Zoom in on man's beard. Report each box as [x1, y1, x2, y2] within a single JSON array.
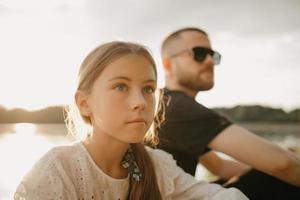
[[178, 73, 214, 92]]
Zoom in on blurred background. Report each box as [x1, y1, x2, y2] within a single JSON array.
[[0, 0, 299, 199]]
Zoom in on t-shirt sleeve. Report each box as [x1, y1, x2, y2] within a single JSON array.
[[148, 148, 248, 200], [14, 149, 77, 200], [159, 92, 232, 156]]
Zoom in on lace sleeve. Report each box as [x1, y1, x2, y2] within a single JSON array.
[[14, 150, 77, 200], [148, 148, 249, 200], [146, 147, 180, 196]]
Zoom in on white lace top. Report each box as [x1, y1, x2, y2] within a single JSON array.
[[14, 142, 248, 200]]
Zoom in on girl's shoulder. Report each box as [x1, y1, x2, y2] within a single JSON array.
[[32, 142, 85, 175], [43, 142, 82, 160], [146, 147, 177, 167], [14, 142, 84, 199], [145, 147, 249, 200], [145, 147, 182, 196], [21, 142, 83, 178]]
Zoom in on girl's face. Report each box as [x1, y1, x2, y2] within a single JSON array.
[[86, 54, 156, 144]]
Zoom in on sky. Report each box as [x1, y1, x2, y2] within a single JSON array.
[[0, 0, 299, 111]]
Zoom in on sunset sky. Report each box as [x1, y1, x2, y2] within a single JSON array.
[[0, 0, 299, 111]]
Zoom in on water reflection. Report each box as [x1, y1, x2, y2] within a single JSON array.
[[14, 123, 36, 135], [0, 123, 73, 200]]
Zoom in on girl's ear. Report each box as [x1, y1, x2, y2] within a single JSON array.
[[75, 91, 91, 117]]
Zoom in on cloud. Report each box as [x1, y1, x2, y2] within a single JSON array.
[[99, 0, 300, 37], [0, 4, 10, 16]]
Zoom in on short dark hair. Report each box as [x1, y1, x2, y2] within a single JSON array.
[[161, 27, 208, 57]]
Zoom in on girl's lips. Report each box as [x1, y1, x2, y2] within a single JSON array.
[[126, 118, 146, 124]]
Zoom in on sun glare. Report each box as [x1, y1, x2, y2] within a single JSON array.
[[0, 124, 58, 199], [14, 123, 36, 135]]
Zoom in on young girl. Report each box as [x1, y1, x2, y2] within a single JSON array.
[[14, 41, 248, 200]]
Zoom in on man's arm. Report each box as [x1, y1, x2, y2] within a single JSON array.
[[208, 124, 300, 187], [200, 150, 251, 180]]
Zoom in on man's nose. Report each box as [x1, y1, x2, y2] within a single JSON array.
[[204, 54, 214, 65]]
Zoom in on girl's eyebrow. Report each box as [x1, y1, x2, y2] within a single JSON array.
[[144, 79, 156, 83], [108, 76, 156, 83], [108, 76, 130, 81]]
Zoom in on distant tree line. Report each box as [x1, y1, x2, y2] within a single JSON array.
[[214, 105, 300, 123], [0, 106, 65, 123], [0, 105, 299, 123]]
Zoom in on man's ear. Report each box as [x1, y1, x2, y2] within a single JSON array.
[[162, 57, 171, 72], [75, 91, 91, 117]]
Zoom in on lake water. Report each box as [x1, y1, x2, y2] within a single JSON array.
[[0, 123, 75, 200], [0, 123, 299, 199]]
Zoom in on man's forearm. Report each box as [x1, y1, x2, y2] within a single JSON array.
[[219, 159, 251, 180], [272, 151, 300, 187]]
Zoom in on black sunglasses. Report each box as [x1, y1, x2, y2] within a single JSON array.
[[170, 47, 221, 65]]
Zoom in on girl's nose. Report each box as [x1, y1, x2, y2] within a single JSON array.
[[130, 91, 146, 110]]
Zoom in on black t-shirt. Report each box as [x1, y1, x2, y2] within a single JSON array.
[[157, 88, 232, 175]]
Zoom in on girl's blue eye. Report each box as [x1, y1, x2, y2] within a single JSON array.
[[143, 86, 155, 94], [115, 84, 128, 92]]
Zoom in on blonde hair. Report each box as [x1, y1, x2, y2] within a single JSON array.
[[65, 41, 162, 200]]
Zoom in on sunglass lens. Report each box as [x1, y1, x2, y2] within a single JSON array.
[[213, 51, 221, 65], [193, 47, 221, 65], [193, 48, 207, 62]]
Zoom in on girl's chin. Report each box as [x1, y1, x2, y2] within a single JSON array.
[[123, 134, 146, 144]]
